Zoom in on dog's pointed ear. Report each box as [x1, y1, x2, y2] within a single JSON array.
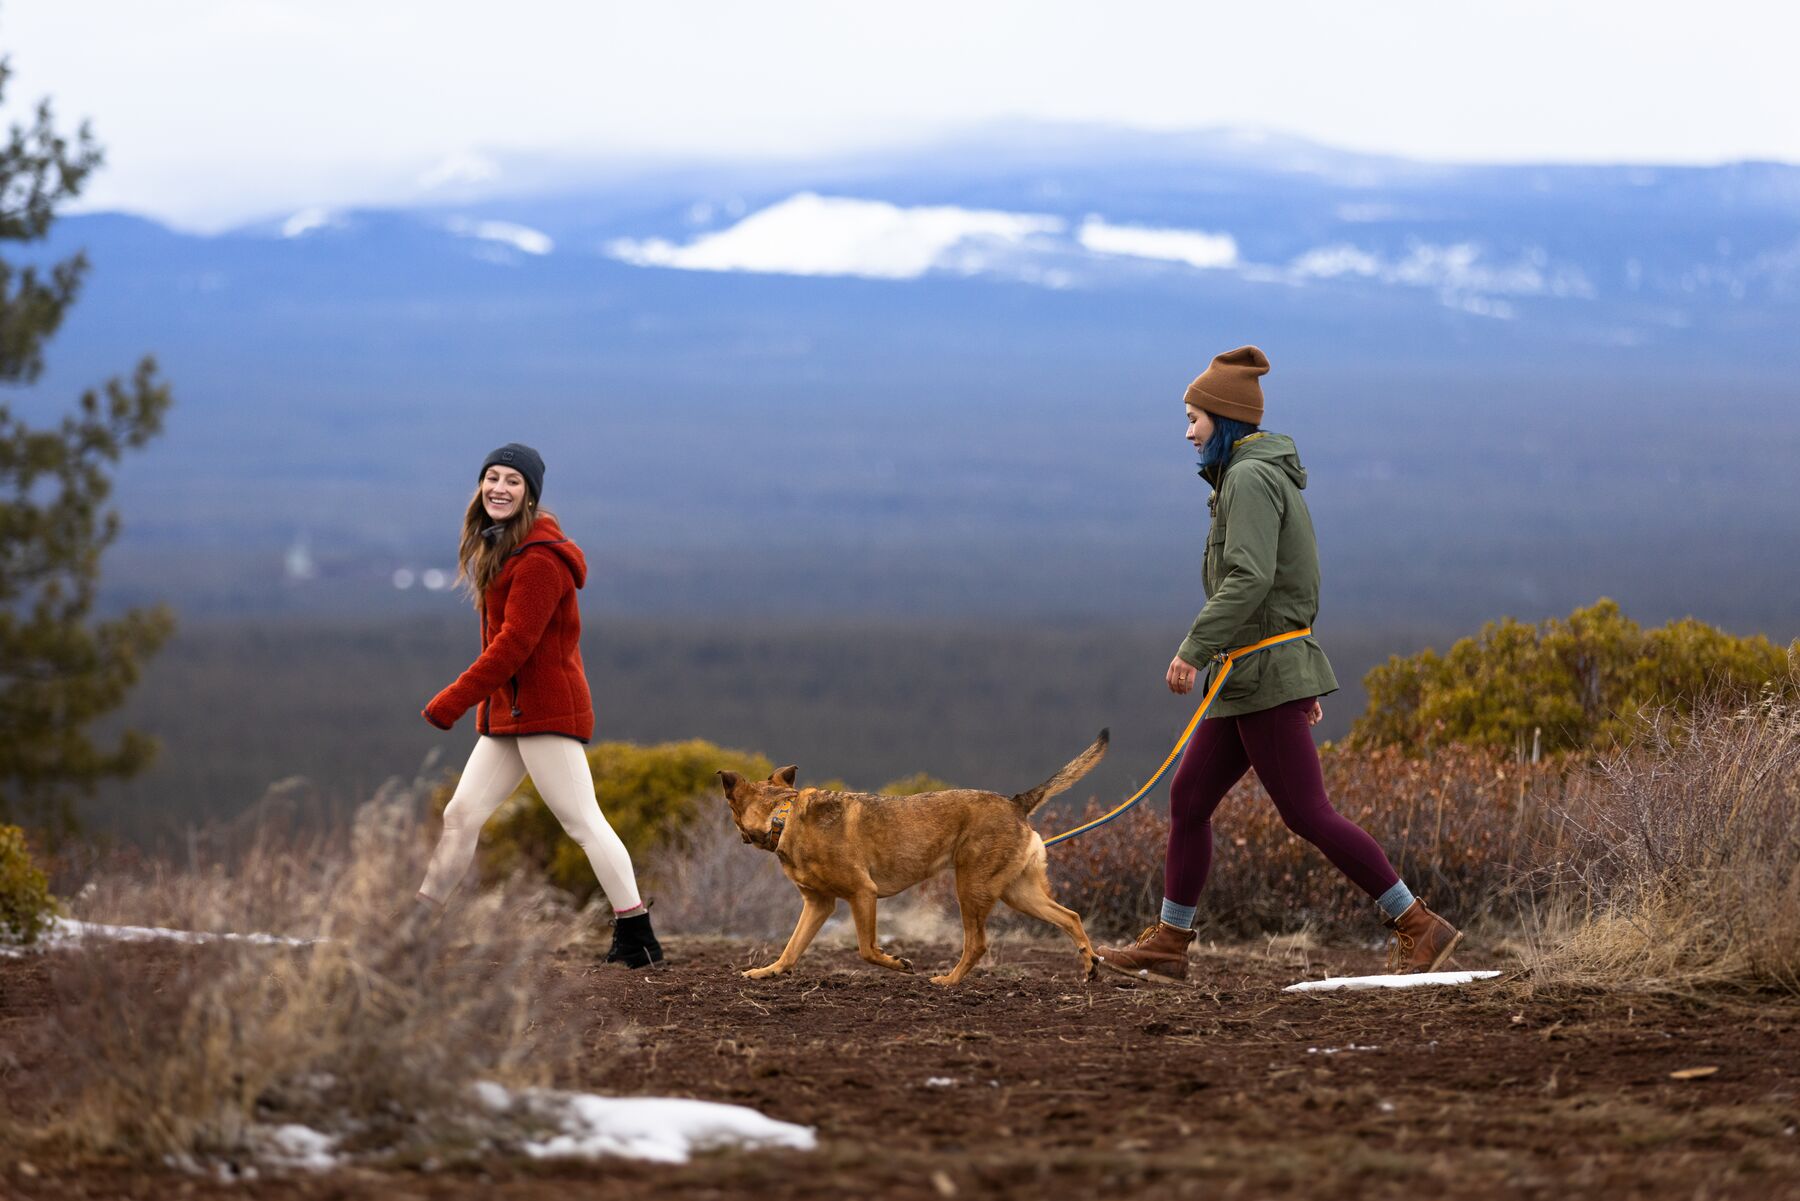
[[773, 764, 798, 788], [717, 770, 741, 799]]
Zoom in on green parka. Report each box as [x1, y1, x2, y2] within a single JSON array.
[[1176, 432, 1338, 718]]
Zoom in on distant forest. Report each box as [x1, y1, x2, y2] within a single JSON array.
[[89, 615, 1432, 849]]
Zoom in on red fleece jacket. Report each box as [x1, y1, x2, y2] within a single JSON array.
[[423, 514, 595, 741]]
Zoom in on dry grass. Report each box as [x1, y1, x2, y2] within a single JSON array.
[[649, 744, 1562, 949], [645, 807, 804, 939], [1048, 743, 1559, 940], [1521, 685, 1800, 995], [583, 678, 1800, 999], [14, 776, 584, 1166]]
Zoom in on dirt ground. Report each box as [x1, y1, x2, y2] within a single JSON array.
[[4, 933, 1799, 1200]]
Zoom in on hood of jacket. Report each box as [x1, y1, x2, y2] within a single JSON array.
[[1229, 431, 1307, 490], [511, 512, 586, 589]]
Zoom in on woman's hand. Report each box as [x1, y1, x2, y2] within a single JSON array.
[[1166, 655, 1199, 695], [1307, 699, 1323, 726]]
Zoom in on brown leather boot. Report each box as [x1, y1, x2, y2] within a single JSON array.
[[1096, 922, 1196, 982], [1384, 899, 1462, 973]]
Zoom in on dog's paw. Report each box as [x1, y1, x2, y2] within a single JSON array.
[[742, 965, 786, 979], [894, 956, 913, 972], [929, 973, 959, 987]]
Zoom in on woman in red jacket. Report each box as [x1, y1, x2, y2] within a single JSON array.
[[415, 443, 662, 968]]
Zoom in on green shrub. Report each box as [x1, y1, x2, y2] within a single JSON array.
[[1353, 599, 1794, 754], [0, 823, 58, 944], [446, 739, 774, 906]]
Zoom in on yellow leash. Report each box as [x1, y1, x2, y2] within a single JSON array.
[[1042, 628, 1315, 848]]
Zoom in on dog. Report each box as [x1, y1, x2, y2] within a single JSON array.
[[717, 730, 1108, 986]]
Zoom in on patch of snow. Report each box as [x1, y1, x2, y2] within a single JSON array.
[[252, 1124, 341, 1172], [1077, 217, 1238, 270], [446, 217, 554, 256], [1290, 244, 1385, 280], [607, 192, 1063, 281], [281, 208, 335, 238], [1287, 240, 1591, 316], [419, 150, 500, 190], [1445, 293, 1517, 319], [476, 1081, 815, 1163], [1284, 970, 1502, 993], [1335, 202, 1406, 223], [925, 1077, 956, 1087], [285, 536, 315, 581], [1, 916, 316, 956], [1306, 1044, 1379, 1054]]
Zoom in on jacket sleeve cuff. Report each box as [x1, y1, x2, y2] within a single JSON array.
[[1176, 637, 1215, 670], [422, 706, 455, 731]]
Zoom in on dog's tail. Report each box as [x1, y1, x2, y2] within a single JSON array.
[[1011, 729, 1109, 818]]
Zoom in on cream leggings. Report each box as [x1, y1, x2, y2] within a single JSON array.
[[418, 734, 643, 913]]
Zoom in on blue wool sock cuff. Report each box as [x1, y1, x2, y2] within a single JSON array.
[[1160, 899, 1198, 930], [1377, 880, 1416, 920]]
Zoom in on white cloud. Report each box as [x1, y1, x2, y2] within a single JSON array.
[[446, 217, 554, 256], [14, 1, 1800, 229], [1076, 217, 1238, 269], [607, 192, 1063, 280]]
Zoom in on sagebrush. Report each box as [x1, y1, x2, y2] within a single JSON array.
[[1521, 685, 1800, 995], [16, 780, 581, 1165]]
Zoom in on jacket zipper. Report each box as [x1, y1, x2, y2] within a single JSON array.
[[478, 600, 490, 734], [510, 676, 522, 719]]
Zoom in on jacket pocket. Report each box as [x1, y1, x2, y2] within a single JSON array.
[[1203, 523, 1227, 597], [1219, 652, 1264, 702]]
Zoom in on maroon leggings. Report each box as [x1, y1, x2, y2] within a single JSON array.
[[1163, 696, 1400, 906]]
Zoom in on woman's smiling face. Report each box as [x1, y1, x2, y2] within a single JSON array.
[[481, 466, 528, 521]]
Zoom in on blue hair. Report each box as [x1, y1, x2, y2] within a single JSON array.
[[1199, 416, 1261, 474]]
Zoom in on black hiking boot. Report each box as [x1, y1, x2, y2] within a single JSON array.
[[605, 908, 664, 969]]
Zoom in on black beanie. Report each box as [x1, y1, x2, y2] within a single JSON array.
[[479, 442, 545, 502]]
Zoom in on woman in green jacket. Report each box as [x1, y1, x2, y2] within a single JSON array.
[[1096, 347, 1460, 982]]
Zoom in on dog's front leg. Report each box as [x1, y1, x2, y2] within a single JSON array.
[[849, 891, 912, 973], [744, 890, 836, 979]]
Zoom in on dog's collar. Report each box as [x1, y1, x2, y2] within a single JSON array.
[[765, 797, 793, 847]]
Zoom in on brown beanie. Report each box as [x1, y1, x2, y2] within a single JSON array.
[[1183, 346, 1269, 424]]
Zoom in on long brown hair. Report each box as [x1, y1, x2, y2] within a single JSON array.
[[455, 488, 554, 606]]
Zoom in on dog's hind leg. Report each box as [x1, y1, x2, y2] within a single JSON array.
[[744, 888, 836, 979], [933, 877, 998, 987], [1002, 853, 1099, 980], [848, 891, 913, 973]]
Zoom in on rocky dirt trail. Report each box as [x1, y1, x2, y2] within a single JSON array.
[[4, 934, 1797, 1199]]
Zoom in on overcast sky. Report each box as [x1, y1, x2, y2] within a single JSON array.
[[4, 0, 1795, 229]]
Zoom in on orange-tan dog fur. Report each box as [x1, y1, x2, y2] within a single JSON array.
[[718, 731, 1109, 986]]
